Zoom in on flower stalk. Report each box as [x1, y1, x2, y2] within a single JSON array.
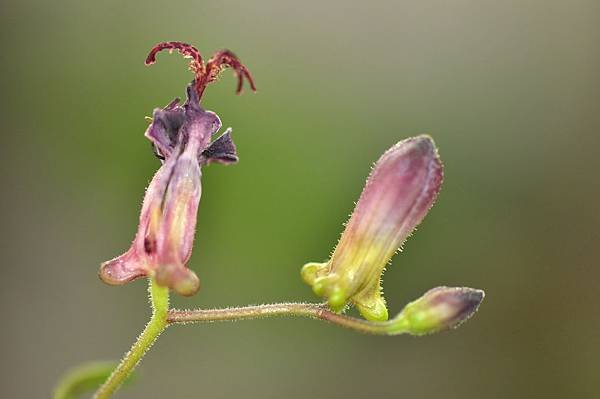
[[93, 279, 169, 399], [166, 287, 484, 336], [89, 286, 483, 397]]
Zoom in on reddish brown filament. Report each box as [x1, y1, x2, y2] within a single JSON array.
[[145, 41, 256, 101], [145, 41, 204, 70]]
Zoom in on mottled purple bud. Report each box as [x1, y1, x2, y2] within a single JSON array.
[[302, 136, 443, 320], [390, 287, 485, 335]]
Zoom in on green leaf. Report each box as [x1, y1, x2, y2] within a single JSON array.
[[53, 361, 136, 399]]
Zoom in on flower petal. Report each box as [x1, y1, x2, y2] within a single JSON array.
[[99, 249, 148, 285], [200, 128, 238, 165]]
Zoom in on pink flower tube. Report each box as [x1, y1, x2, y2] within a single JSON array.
[[302, 136, 443, 320], [100, 84, 239, 296]]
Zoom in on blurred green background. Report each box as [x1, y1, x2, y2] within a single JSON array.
[[1, 0, 599, 398]]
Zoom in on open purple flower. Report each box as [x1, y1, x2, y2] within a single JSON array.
[[99, 42, 255, 296]]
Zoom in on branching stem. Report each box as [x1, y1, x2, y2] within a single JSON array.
[[167, 303, 409, 335], [93, 284, 409, 399]]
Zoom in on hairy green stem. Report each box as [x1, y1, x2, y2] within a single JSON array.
[[93, 291, 409, 399], [93, 279, 169, 399], [167, 303, 409, 335]]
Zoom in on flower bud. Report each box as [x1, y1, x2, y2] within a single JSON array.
[[389, 287, 485, 335], [301, 136, 443, 320]]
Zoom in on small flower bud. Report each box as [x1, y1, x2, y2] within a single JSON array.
[[302, 136, 443, 320], [389, 287, 485, 335]]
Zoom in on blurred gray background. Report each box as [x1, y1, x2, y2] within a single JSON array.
[[1, 0, 599, 398]]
